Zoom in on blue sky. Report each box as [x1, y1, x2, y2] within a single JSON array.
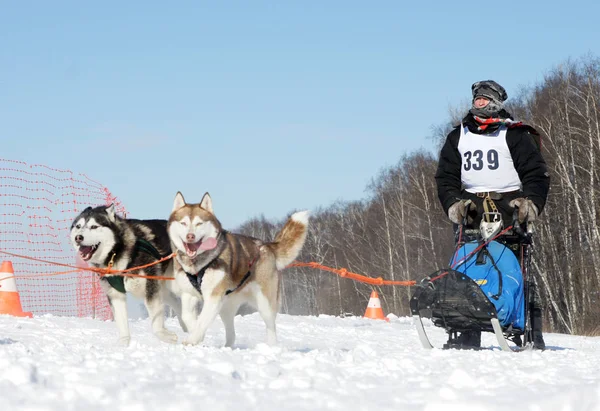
[[2, 1, 599, 228]]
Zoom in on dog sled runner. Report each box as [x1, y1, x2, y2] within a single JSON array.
[[411, 209, 537, 352]]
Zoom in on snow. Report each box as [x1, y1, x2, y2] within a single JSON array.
[[1, 313, 599, 411]]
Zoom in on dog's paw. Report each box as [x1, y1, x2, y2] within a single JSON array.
[[156, 330, 178, 344], [182, 335, 202, 346], [117, 336, 131, 347]]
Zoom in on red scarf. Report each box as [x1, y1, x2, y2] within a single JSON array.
[[473, 116, 522, 131]]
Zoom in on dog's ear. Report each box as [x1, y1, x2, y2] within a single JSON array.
[[200, 192, 213, 213], [105, 204, 116, 222], [173, 192, 186, 212]]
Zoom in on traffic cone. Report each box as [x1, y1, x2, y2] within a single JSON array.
[[0, 261, 33, 318], [363, 290, 389, 322]]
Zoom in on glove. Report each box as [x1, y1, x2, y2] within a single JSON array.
[[509, 198, 538, 223], [448, 199, 476, 224]]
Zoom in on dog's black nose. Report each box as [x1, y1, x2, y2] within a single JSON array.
[[186, 233, 195, 242], [75, 235, 84, 243]]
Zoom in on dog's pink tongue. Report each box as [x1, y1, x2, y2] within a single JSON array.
[[199, 237, 217, 250], [79, 246, 93, 261]]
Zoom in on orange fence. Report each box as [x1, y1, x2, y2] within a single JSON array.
[[0, 159, 127, 320]]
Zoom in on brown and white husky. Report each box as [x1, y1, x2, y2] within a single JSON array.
[[167, 192, 309, 347]]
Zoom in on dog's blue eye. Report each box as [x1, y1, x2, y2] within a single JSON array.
[[181, 221, 188, 227]]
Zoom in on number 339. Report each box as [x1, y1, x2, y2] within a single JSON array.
[[463, 150, 499, 171]]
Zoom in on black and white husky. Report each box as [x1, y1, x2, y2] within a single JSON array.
[[70, 204, 185, 346]]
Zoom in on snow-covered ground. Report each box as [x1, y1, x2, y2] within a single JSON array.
[[1, 313, 599, 411]]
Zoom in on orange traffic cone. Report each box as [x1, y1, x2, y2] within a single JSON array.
[[363, 290, 389, 322], [0, 261, 33, 318]]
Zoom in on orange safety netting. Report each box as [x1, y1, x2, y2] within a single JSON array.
[[0, 159, 127, 320]]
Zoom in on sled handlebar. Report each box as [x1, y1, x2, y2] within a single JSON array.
[[453, 203, 534, 243], [461, 199, 473, 227], [512, 206, 534, 241]]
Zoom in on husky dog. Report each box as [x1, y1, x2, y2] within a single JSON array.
[[168, 192, 309, 347], [70, 204, 186, 346]]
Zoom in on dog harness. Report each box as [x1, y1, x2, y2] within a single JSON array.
[[105, 239, 164, 293], [185, 254, 258, 296], [184, 257, 217, 294]]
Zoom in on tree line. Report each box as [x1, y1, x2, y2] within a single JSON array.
[[238, 56, 600, 336]]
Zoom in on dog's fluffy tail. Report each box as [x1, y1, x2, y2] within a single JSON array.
[[271, 210, 309, 270]]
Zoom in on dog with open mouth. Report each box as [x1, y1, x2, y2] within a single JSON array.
[[70, 204, 188, 346], [168, 192, 309, 347]]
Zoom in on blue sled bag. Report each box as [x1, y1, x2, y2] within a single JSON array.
[[451, 240, 525, 330]]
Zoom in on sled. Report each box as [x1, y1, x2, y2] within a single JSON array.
[[411, 209, 536, 352]]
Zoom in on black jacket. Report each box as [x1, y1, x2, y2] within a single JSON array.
[[435, 111, 550, 215]]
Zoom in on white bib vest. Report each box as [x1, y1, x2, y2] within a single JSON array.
[[457, 124, 521, 193]]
